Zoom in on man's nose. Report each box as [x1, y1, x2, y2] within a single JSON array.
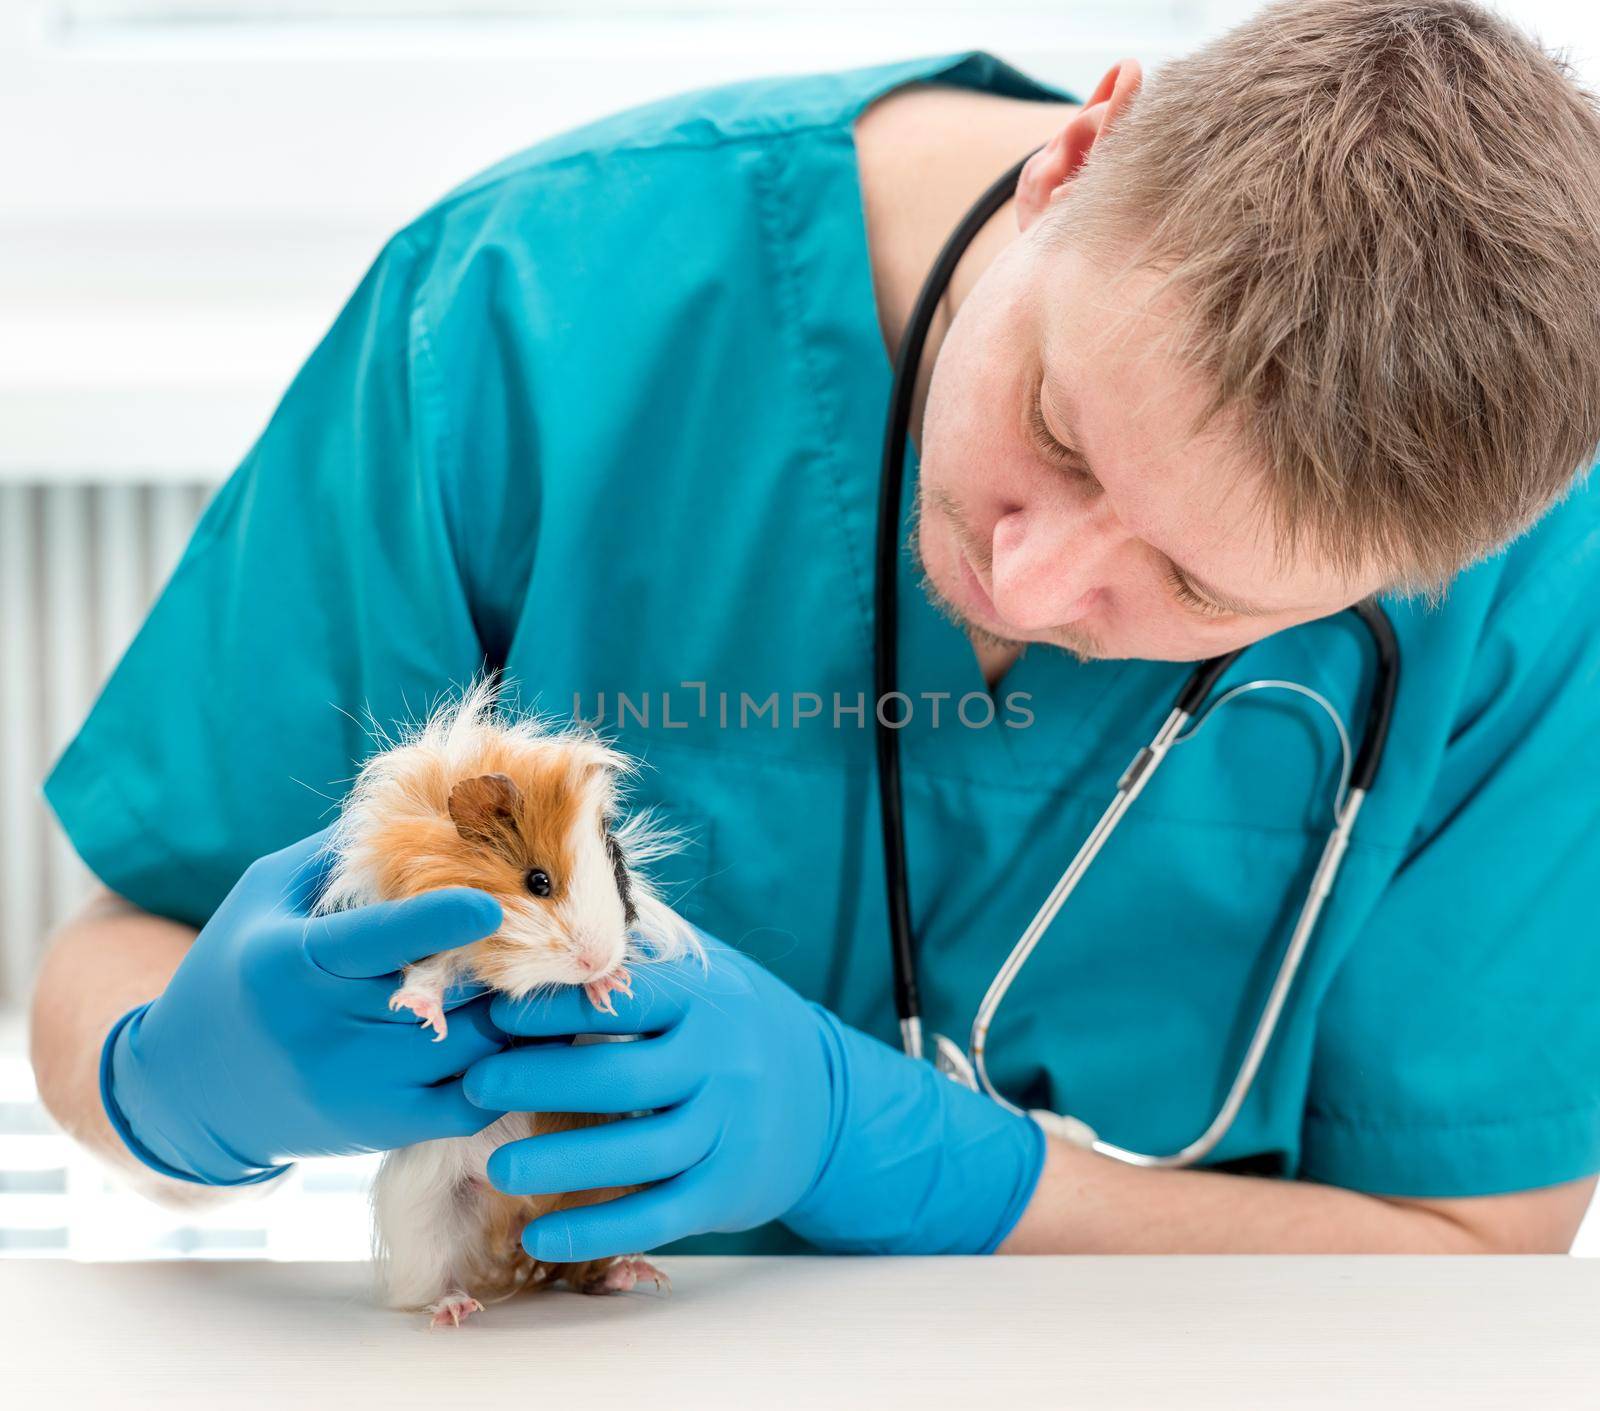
[[988, 499, 1124, 631]]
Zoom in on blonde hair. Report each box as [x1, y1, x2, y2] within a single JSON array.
[[1044, 0, 1600, 597]]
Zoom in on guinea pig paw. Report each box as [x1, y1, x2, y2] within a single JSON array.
[[426, 1291, 483, 1329], [582, 967, 633, 1015], [388, 989, 448, 1042], [599, 1257, 670, 1295]]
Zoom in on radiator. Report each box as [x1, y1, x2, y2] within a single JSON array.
[[0, 481, 215, 1005], [0, 481, 384, 1262]]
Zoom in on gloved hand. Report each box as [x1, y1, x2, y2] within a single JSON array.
[[100, 826, 509, 1186], [462, 931, 1046, 1260]]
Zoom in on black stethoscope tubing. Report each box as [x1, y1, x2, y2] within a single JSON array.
[[873, 146, 1400, 1048]]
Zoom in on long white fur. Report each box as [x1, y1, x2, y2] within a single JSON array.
[[307, 670, 702, 1314], [371, 1113, 538, 1314]]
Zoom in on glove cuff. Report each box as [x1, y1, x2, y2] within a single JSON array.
[[782, 1006, 1046, 1255], [100, 1003, 292, 1189]]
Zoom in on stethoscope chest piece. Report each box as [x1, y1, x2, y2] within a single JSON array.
[[933, 1027, 1098, 1146]]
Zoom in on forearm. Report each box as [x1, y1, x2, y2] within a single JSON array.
[[27, 891, 245, 1208], [998, 1138, 1589, 1254]]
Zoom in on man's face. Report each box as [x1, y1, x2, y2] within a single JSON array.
[[914, 233, 1386, 664]]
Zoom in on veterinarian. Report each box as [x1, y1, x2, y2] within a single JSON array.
[[30, 0, 1600, 1258]]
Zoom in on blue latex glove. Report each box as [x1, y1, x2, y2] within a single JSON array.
[[100, 826, 510, 1185], [462, 932, 1046, 1259]]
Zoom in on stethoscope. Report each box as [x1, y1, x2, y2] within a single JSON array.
[[873, 148, 1401, 1168]]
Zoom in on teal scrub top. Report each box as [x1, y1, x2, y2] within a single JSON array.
[[44, 49, 1600, 1250]]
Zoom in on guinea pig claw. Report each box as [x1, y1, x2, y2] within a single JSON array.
[[427, 1292, 483, 1328], [583, 967, 633, 1014], [599, 1257, 670, 1294], [389, 989, 449, 1042]]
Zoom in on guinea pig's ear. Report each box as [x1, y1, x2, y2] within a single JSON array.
[[447, 772, 525, 860]]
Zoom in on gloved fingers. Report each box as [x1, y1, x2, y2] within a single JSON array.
[[409, 1080, 510, 1143], [300, 887, 504, 979], [264, 824, 342, 913], [488, 986, 635, 1039], [327, 971, 491, 1026], [520, 1170, 713, 1264], [463, 1034, 687, 1115], [406, 993, 507, 1079], [488, 961, 698, 1038], [485, 1107, 711, 1197]]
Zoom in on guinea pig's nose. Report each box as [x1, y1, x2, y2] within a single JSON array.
[[573, 941, 618, 978]]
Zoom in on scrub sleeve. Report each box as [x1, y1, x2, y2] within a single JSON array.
[[1300, 497, 1600, 1197]]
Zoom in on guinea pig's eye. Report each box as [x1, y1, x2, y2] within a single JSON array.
[[524, 868, 552, 898]]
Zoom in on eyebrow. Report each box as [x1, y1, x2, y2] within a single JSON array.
[[1034, 360, 1283, 619]]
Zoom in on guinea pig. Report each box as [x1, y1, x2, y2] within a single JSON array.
[[309, 670, 702, 1327]]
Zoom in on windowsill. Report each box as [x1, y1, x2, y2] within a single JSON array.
[[0, 1004, 377, 1259]]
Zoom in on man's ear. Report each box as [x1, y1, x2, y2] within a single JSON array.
[[1017, 59, 1143, 233]]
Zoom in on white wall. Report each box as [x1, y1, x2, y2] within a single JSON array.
[[7, 1, 1600, 482]]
